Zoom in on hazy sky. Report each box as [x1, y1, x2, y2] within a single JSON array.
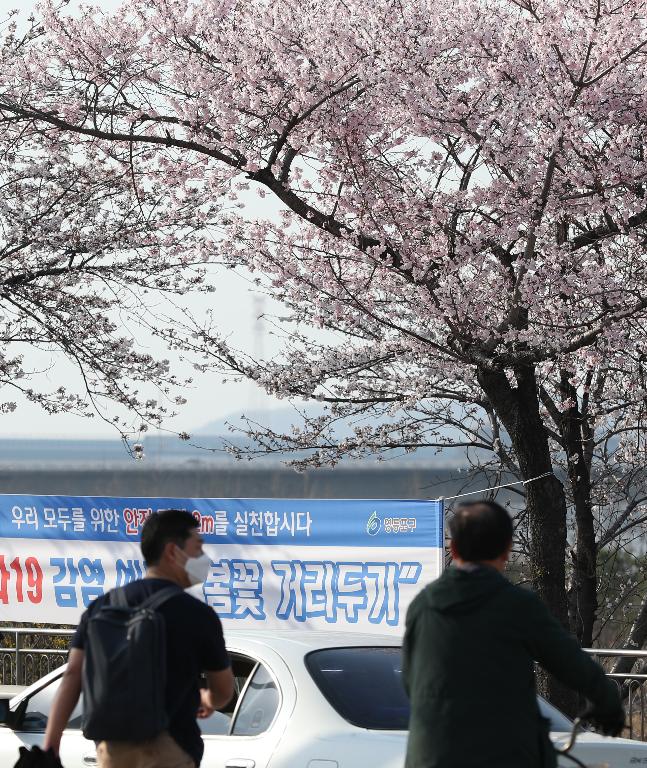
[[0, 0, 289, 439]]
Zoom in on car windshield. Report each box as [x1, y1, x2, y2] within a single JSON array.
[[306, 646, 575, 733]]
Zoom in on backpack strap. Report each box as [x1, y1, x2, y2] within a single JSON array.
[[139, 584, 183, 611], [109, 587, 130, 609], [108, 584, 181, 611]]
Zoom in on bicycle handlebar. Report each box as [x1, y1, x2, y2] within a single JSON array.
[[554, 711, 607, 768], [554, 717, 585, 756]]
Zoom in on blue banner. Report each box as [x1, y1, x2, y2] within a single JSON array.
[[0, 494, 442, 548], [0, 494, 444, 633]]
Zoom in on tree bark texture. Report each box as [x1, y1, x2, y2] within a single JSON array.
[[477, 364, 577, 714], [559, 373, 597, 648], [611, 592, 647, 700]]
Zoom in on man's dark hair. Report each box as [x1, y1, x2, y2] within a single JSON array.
[[140, 509, 199, 566], [448, 500, 513, 561]]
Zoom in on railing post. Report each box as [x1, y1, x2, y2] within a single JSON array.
[[15, 630, 22, 686]]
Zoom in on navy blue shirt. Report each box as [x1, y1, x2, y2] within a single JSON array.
[[72, 578, 230, 766]]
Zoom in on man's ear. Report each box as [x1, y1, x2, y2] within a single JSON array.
[[449, 539, 459, 560], [162, 540, 180, 563]]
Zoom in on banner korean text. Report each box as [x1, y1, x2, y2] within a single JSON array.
[[0, 495, 444, 634]]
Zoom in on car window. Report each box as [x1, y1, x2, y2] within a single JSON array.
[[306, 647, 409, 730], [307, 647, 575, 734], [199, 654, 256, 737], [537, 696, 573, 732], [19, 676, 83, 732], [231, 664, 279, 736]]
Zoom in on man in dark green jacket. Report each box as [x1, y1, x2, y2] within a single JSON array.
[[403, 499, 624, 768]]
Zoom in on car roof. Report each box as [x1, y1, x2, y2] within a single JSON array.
[[222, 628, 402, 654]]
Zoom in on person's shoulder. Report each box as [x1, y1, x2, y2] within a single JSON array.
[[499, 580, 545, 612], [407, 587, 426, 613], [85, 590, 111, 616], [73, 590, 110, 642], [406, 581, 436, 621], [176, 591, 223, 622]]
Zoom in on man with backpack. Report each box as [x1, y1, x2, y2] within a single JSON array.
[[43, 509, 234, 768], [403, 499, 625, 768]]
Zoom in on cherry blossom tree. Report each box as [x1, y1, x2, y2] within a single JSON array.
[[2, 0, 647, 706], [0, 117, 216, 441], [204, 339, 647, 653]]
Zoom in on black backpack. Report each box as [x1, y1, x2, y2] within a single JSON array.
[[81, 584, 181, 742]]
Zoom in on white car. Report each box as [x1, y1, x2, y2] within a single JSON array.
[[0, 629, 645, 768]]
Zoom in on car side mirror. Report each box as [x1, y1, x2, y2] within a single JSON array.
[[0, 698, 10, 725]]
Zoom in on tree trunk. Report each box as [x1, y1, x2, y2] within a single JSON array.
[[611, 592, 647, 697], [559, 373, 597, 648], [477, 364, 577, 714]]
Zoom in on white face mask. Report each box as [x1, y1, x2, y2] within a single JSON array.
[[181, 552, 211, 586]]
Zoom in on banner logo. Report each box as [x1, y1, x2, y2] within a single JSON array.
[[366, 511, 382, 536]]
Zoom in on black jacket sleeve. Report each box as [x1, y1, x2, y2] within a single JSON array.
[[522, 590, 621, 715], [402, 596, 419, 698]]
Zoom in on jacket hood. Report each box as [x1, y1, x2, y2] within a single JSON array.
[[424, 565, 510, 614]]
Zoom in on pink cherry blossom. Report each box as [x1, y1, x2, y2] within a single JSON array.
[[1, 0, 647, 695]]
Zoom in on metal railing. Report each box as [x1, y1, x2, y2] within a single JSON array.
[[2, 629, 647, 740], [0, 627, 74, 688], [585, 648, 647, 741]]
